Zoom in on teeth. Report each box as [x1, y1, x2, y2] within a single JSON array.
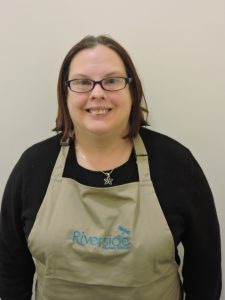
[[88, 108, 110, 115]]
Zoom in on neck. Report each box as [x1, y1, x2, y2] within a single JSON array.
[[74, 131, 132, 171], [75, 128, 128, 152]]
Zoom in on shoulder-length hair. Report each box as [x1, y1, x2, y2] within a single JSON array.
[[54, 35, 149, 141]]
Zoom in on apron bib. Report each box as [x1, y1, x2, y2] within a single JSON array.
[[28, 135, 181, 300]]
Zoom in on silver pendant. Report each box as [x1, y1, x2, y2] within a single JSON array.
[[103, 172, 113, 185]]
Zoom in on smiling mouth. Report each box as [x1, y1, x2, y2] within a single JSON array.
[[86, 108, 112, 115]]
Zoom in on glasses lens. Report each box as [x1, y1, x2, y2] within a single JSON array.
[[70, 79, 93, 92], [102, 77, 126, 91]]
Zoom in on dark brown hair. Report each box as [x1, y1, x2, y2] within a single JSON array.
[[54, 35, 149, 141]]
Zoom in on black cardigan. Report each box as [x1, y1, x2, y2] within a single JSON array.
[[0, 127, 221, 299]]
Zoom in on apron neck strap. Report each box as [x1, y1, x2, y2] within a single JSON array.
[[52, 134, 151, 184], [52, 143, 70, 180], [133, 134, 151, 184]]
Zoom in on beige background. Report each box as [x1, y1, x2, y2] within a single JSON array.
[[0, 0, 224, 298]]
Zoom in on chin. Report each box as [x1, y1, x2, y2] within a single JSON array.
[[88, 127, 112, 135]]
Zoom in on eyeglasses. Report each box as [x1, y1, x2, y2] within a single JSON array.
[[65, 77, 132, 93]]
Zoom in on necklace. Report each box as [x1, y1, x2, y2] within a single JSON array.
[[100, 169, 114, 186], [75, 140, 131, 186]]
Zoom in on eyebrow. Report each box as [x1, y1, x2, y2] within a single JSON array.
[[104, 71, 126, 77], [69, 71, 126, 79]]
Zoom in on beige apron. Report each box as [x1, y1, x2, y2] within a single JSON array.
[[28, 135, 181, 300]]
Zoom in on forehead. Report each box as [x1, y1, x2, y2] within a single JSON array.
[[69, 45, 126, 77]]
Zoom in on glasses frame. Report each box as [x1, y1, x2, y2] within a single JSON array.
[[65, 77, 132, 93]]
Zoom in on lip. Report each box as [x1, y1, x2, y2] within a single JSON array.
[[85, 107, 112, 114]]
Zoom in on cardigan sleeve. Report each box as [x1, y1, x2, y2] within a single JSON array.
[[0, 157, 35, 300], [181, 153, 221, 300]]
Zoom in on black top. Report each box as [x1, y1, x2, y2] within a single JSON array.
[[0, 127, 221, 300]]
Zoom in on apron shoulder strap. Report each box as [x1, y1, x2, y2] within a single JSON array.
[[51, 139, 70, 181], [133, 134, 152, 184]]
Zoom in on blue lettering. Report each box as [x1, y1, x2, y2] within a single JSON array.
[[72, 230, 80, 242], [90, 236, 99, 245], [112, 235, 121, 246], [71, 228, 132, 250], [122, 237, 131, 247]]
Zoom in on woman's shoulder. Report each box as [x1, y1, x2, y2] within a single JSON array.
[[22, 133, 62, 158], [139, 126, 194, 167], [3, 134, 63, 200], [140, 127, 189, 152], [16, 134, 63, 175], [139, 127, 209, 192]]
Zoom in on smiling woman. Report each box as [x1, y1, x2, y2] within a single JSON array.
[[66, 45, 133, 144], [0, 35, 221, 300], [55, 35, 148, 143]]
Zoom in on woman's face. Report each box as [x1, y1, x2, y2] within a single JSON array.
[[67, 45, 132, 139]]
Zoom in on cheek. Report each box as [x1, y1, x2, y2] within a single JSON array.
[[67, 94, 85, 113], [123, 93, 132, 111], [67, 97, 80, 122], [112, 90, 132, 106], [66, 97, 74, 118]]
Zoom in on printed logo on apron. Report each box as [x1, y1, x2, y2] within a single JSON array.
[[72, 225, 131, 251]]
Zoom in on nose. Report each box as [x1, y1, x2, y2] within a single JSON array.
[[89, 82, 106, 100]]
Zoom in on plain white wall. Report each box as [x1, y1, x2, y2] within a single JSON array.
[[0, 0, 224, 298]]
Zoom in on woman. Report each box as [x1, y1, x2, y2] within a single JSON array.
[[0, 35, 221, 299]]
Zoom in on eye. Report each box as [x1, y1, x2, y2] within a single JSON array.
[[104, 77, 120, 85], [73, 79, 92, 86]]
